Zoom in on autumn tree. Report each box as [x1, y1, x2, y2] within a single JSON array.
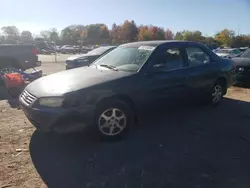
[[181, 30, 205, 42], [60, 25, 85, 44], [120, 20, 138, 43], [137, 25, 165, 41], [148, 26, 165, 40], [40, 28, 59, 42], [61, 26, 75, 44], [203, 37, 219, 49], [165, 29, 173, 40], [50, 28, 60, 42], [1, 26, 19, 43], [215, 29, 235, 47], [174, 32, 183, 40], [84, 24, 110, 44], [20, 30, 33, 42], [138, 26, 153, 41], [111, 23, 121, 44], [231, 35, 250, 48], [40, 30, 51, 41]]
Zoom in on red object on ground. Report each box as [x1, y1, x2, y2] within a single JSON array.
[[3, 73, 25, 89]]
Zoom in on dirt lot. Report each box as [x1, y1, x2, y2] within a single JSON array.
[[38, 54, 72, 64], [1, 62, 250, 188]]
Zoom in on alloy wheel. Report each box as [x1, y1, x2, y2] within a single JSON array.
[[98, 108, 127, 136], [212, 84, 223, 104]]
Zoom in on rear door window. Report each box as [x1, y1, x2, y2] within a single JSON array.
[[185, 47, 210, 67]]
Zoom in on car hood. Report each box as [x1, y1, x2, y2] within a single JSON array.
[[231, 57, 250, 66], [67, 54, 99, 61], [25, 67, 133, 98]]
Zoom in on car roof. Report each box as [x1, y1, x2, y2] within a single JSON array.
[[100, 45, 116, 48], [120, 40, 201, 48]]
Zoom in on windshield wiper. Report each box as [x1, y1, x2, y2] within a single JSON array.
[[99, 64, 118, 71]]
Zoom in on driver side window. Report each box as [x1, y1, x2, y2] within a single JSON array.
[[153, 47, 184, 70], [186, 47, 210, 67]]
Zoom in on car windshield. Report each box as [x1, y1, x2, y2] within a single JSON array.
[[87, 47, 114, 55], [92, 45, 155, 72], [241, 49, 250, 58]]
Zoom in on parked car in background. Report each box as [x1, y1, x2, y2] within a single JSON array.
[[232, 48, 250, 84], [19, 41, 234, 140], [55, 46, 61, 52], [215, 48, 242, 59], [65, 46, 116, 70], [239, 47, 249, 53], [60, 45, 76, 54], [0, 44, 40, 70]]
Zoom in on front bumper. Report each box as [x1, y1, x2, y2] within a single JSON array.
[[19, 99, 96, 133]]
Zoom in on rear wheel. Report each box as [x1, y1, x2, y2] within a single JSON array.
[[95, 99, 134, 140]]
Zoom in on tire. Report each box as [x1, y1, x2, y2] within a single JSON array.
[[211, 80, 225, 106], [95, 99, 134, 141]]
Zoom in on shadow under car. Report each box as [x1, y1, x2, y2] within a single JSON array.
[[29, 98, 250, 188]]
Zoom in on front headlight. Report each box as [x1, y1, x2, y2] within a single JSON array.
[[38, 97, 64, 107], [239, 67, 244, 72]]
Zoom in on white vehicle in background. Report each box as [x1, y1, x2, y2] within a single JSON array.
[[60, 45, 76, 54], [215, 48, 242, 59]]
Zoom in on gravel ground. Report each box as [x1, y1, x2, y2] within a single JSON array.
[[1, 61, 250, 188]]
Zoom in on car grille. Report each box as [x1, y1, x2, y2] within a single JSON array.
[[20, 90, 37, 106]]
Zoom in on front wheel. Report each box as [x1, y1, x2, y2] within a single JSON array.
[[211, 81, 224, 105], [95, 99, 133, 140]]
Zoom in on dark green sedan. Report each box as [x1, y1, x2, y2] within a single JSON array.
[[19, 41, 235, 140]]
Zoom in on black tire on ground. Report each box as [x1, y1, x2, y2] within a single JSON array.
[[95, 99, 134, 141]]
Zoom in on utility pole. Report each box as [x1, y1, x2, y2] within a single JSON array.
[[54, 41, 57, 63], [51, 33, 57, 63]]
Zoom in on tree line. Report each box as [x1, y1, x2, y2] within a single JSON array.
[[0, 20, 250, 48]]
